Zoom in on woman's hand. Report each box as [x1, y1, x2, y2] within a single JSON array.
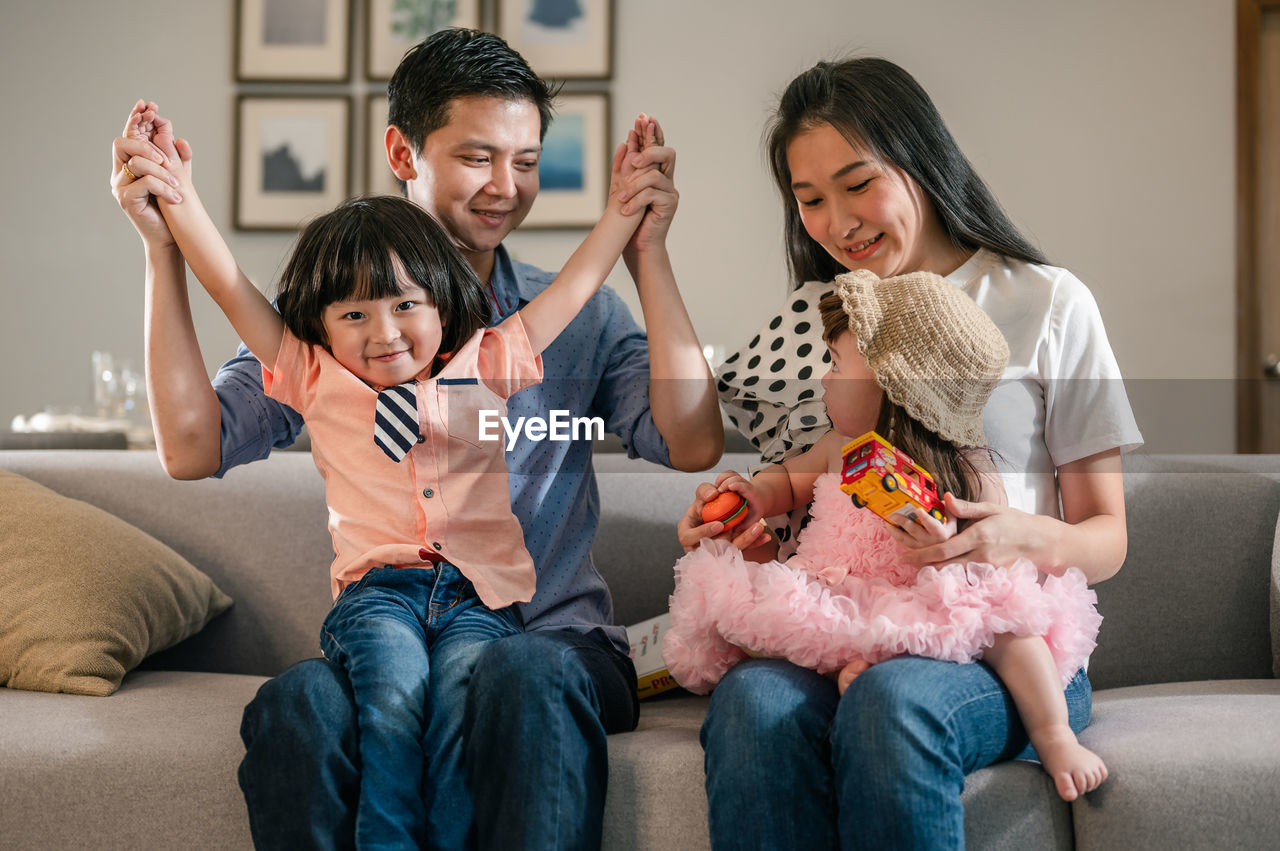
[[677, 478, 772, 553], [896, 493, 1042, 569], [899, 449, 1128, 584], [111, 100, 190, 250]]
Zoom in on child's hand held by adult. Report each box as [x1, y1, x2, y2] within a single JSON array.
[[610, 114, 657, 213], [112, 100, 189, 245], [611, 114, 677, 250]]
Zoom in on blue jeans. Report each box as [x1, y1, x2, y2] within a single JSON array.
[[314, 564, 521, 849], [238, 624, 638, 850], [701, 655, 1093, 851]]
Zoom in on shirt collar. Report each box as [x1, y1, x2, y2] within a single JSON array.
[[488, 244, 533, 321], [945, 248, 992, 288]]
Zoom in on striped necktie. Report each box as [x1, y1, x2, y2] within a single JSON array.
[[374, 381, 420, 462]]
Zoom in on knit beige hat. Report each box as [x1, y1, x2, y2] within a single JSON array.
[[835, 269, 1009, 447]]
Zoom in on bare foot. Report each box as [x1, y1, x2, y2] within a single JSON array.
[[1031, 724, 1108, 801], [836, 658, 872, 695]]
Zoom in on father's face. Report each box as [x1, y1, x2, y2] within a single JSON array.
[[404, 95, 541, 262]]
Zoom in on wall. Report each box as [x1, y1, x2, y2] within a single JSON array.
[[0, 0, 1235, 452]]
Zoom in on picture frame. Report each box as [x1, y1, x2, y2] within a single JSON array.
[[234, 95, 353, 231], [365, 0, 481, 80], [235, 0, 352, 82], [366, 95, 402, 196], [521, 91, 610, 229], [495, 0, 614, 80]]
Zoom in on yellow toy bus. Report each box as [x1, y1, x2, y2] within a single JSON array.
[[839, 430, 947, 526]]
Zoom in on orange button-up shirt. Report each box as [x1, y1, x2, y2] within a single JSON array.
[[264, 313, 543, 609]]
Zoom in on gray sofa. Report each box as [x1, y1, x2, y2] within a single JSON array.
[[1, 448, 1278, 850]]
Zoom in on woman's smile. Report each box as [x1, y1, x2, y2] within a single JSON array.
[[844, 233, 884, 261]]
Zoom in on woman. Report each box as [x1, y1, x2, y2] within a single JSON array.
[[681, 58, 1141, 848]]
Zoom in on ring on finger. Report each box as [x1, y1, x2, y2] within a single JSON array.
[[121, 160, 137, 181]]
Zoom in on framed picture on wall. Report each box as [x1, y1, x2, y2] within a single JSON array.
[[365, 0, 481, 80], [521, 91, 609, 229], [235, 0, 352, 81], [235, 96, 353, 231], [366, 95, 402, 196], [496, 0, 614, 80]]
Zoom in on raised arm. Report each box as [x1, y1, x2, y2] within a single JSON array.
[[113, 101, 221, 478], [516, 123, 647, 354], [615, 116, 723, 471], [142, 107, 284, 371]]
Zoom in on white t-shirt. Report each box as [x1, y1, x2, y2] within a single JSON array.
[[717, 250, 1143, 554]]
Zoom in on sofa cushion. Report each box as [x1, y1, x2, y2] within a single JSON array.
[[0, 670, 259, 847], [1075, 680, 1280, 850], [1089, 456, 1280, 689], [604, 693, 710, 849], [0, 468, 232, 696], [1272, 511, 1280, 678], [0, 450, 335, 677]]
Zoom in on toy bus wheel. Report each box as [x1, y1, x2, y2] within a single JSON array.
[[929, 507, 945, 522], [850, 492, 865, 509], [882, 474, 898, 492]]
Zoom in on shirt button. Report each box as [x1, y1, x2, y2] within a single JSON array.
[[416, 434, 425, 443], [423, 488, 434, 498], [432, 541, 442, 551]]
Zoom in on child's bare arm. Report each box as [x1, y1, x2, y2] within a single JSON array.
[[777, 430, 844, 511], [712, 431, 838, 530], [675, 432, 840, 557], [517, 118, 650, 354], [144, 108, 284, 370]]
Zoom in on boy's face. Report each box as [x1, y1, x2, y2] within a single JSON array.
[[402, 96, 541, 270], [321, 276, 445, 388]]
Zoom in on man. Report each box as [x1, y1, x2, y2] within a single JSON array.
[[113, 28, 720, 850]]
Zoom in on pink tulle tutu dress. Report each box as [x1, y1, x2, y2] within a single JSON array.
[[663, 473, 1101, 694]]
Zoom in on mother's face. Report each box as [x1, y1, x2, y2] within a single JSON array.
[[786, 123, 958, 278]]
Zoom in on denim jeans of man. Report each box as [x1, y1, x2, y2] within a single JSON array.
[[310, 564, 521, 849], [239, 620, 638, 851], [700, 655, 1093, 850]]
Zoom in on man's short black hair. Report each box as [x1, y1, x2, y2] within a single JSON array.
[[387, 27, 558, 153]]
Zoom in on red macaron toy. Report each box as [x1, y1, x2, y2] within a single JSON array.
[[701, 491, 748, 530]]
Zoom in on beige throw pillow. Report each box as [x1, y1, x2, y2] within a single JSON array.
[[0, 468, 232, 696]]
